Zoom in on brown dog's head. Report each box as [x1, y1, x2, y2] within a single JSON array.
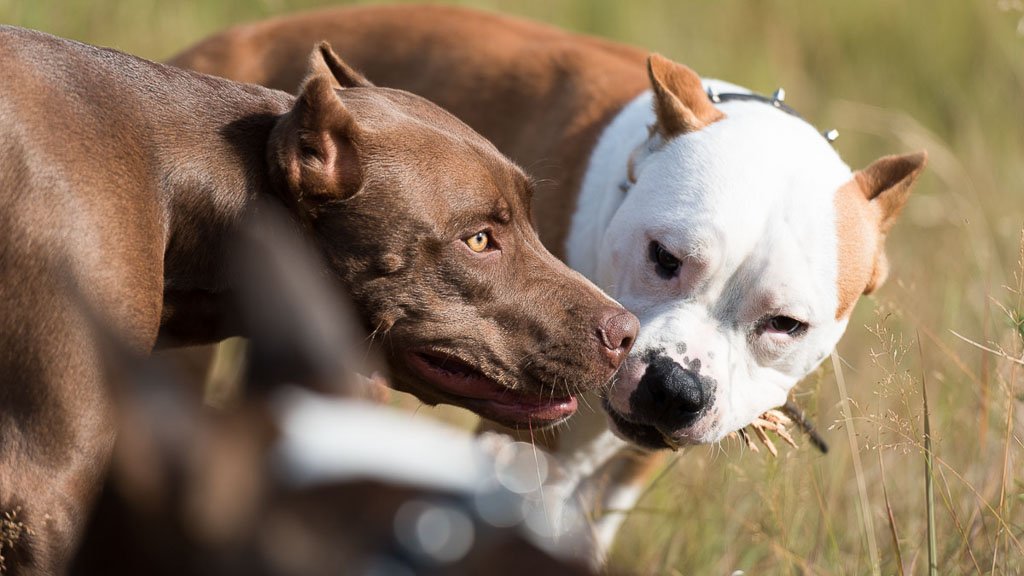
[[267, 44, 638, 428]]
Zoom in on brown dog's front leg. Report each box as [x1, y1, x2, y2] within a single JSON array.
[[1, 381, 115, 575], [1, 308, 117, 575]]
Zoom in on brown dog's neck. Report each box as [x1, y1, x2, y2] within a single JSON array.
[[156, 78, 296, 346]]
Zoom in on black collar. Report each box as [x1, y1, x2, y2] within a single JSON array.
[[708, 90, 804, 119], [707, 87, 838, 143]]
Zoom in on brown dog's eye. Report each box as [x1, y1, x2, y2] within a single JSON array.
[[466, 231, 491, 253]]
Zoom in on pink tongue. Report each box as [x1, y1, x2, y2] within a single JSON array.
[[410, 352, 574, 406], [482, 395, 578, 422]]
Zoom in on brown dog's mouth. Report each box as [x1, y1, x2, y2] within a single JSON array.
[[406, 351, 577, 427]]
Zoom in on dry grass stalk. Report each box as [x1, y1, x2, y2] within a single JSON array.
[[878, 451, 906, 576], [731, 401, 832, 458], [833, 351, 883, 576], [919, 335, 938, 576], [732, 409, 797, 457]]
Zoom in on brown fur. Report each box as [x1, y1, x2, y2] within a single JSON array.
[[0, 26, 633, 574], [835, 152, 928, 318]]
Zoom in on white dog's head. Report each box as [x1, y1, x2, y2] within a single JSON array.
[[579, 55, 926, 449]]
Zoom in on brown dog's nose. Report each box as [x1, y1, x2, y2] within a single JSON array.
[[596, 308, 639, 368]]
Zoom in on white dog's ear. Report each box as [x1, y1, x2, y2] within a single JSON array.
[[856, 151, 928, 234], [646, 54, 725, 138], [856, 150, 927, 294]]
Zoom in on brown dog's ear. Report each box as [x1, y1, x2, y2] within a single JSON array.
[[306, 41, 373, 90], [270, 46, 365, 211], [647, 54, 725, 138], [856, 150, 927, 293]]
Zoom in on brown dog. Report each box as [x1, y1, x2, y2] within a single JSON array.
[[0, 27, 636, 574]]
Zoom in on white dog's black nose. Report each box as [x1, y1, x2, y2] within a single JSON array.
[[629, 354, 715, 431]]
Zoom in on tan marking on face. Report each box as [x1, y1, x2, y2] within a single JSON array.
[[834, 179, 881, 319]]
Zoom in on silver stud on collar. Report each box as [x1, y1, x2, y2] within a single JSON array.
[[771, 87, 786, 105], [706, 86, 721, 103], [824, 128, 839, 143]]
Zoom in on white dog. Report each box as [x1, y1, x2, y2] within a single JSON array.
[[572, 74, 919, 449]]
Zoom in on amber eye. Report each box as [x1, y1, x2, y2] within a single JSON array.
[[465, 231, 491, 253]]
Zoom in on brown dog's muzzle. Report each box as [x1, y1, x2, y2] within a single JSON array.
[[378, 281, 638, 429]]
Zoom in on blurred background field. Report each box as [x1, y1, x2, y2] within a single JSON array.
[[2, 0, 1021, 573]]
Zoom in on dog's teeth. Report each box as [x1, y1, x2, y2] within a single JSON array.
[[824, 128, 839, 143], [706, 86, 721, 103], [771, 87, 786, 104]]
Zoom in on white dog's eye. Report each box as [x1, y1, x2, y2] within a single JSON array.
[[764, 315, 808, 336], [649, 241, 680, 278]]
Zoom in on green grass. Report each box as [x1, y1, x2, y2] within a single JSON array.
[[3, 0, 1022, 573]]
